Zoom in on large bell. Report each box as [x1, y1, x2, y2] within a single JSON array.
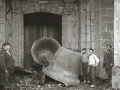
[[42, 47, 82, 85], [31, 37, 61, 65]]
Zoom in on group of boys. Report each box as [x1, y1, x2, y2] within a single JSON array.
[[81, 45, 114, 88]]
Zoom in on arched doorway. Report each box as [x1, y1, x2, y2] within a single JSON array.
[[24, 12, 62, 70]]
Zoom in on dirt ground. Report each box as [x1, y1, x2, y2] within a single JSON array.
[[5, 73, 113, 90]]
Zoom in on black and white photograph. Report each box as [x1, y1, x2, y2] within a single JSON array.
[[0, 0, 117, 90]]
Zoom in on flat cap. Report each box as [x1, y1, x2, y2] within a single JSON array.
[[3, 42, 11, 46], [82, 48, 86, 50], [106, 45, 112, 47], [89, 48, 94, 51]]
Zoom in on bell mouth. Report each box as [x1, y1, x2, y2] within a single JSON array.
[[43, 67, 80, 86], [31, 37, 61, 65]]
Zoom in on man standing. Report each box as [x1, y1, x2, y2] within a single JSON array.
[[81, 48, 89, 83], [88, 48, 99, 88], [103, 45, 114, 86], [0, 42, 15, 90]]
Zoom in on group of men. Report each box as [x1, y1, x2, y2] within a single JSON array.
[[81, 45, 114, 88]]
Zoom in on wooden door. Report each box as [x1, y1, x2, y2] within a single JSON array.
[[24, 13, 62, 70]]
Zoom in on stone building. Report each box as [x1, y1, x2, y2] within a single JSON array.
[[0, 0, 118, 88]]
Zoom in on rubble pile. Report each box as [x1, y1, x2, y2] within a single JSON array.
[[5, 71, 64, 90]]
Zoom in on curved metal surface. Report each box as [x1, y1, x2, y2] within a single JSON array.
[[31, 37, 61, 65], [43, 47, 82, 86]]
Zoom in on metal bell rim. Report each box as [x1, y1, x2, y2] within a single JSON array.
[[31, 37, 61, 64], [43, 67, 80, 86]]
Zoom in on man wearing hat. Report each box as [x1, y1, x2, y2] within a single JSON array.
[[81, 48, 89, 83], [103, 45, 114, 86], [88, 48, 99, 88], [0, 42, 14, 90]]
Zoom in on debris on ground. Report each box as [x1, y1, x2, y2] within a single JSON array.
[[5, 72, 113, 90]]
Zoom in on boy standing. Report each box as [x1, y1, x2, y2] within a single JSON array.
[[81, 48, 89, 83], [88, 48, 99, 88]]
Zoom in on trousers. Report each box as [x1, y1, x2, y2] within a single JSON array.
[[82, 62, 88, 81], [106, 68, 112, 84], [88, 66, 96, 86]]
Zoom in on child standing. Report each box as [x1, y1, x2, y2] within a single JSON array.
[[88, 48, 99, 88]]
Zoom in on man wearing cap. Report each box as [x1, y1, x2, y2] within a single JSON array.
[[81, 48, 89, 83], [0, 42, 14, 90], [103, 45, 114, 86], [88, 48, 99, 88]]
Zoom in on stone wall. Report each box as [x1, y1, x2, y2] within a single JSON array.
[[5, 0, 79, 67], [0, 0, 5, 49], [80, 0, 114, 79], [112, 0, 120, 89]]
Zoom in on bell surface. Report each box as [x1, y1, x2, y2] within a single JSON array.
[[31, 37, 61, 65], [43, 47, 82, 86]]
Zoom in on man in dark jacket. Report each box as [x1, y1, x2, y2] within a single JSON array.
[[0, 42, 14, 90], [103, 45, 114, 86]]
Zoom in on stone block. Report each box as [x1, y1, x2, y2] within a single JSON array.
[[87, 3, 90, 12], [100, 48, 106, 56], [91, 12, 95, 19], [40, 4, 46, 12], [112, 66, 120, 89], [81, 13, 85, 19], [108, 9, 114, 16], [107, 22, 113, 31], [81, 20, 85, 25], [87, 20, 90, 25], [81, 25, 85, 33], [91, 42, 95, 49], [0, 1, 2, 6], [107, 15, 114, 22], [114, 19, 120, 32], [100, 0, 114, 8], [91, 32, 95, 41], [58, 6, 63, 13], [91, 25, 95, 32], [100, 22, 107, 31], [100, 9, 107, 16], [100, 32, 112, 39], [114, 32, 120, 42], [95, 23, 100, 32], [46, 4, 52, 12], [114, 43, 119, 55], [21, 3, 27, 12], [35, 3, 40, 11], [62, 26, 68, 34], [81, 34, 85, 42], [86, 25, 90, 33], [81, 42, 86, 49], [87, 13, 90, 20], [86, 34, 90, 41], [101, 16, 108, 22], [0, 9, 2, 17], [86, 41, 90, 48], [100, 39, 113, 48]]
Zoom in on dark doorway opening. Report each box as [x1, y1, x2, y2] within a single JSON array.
[[24, 12, 62, 70]]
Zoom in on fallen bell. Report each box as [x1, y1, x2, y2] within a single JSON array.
[[31, 37, 61, 65], [42, 47, 82, 86]]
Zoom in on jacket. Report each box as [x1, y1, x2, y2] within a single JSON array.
[[0, 49, 14, 86], [103, 50, 114, 68]]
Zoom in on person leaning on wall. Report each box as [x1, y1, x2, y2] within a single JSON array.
[[0, 42, 15, 90]]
